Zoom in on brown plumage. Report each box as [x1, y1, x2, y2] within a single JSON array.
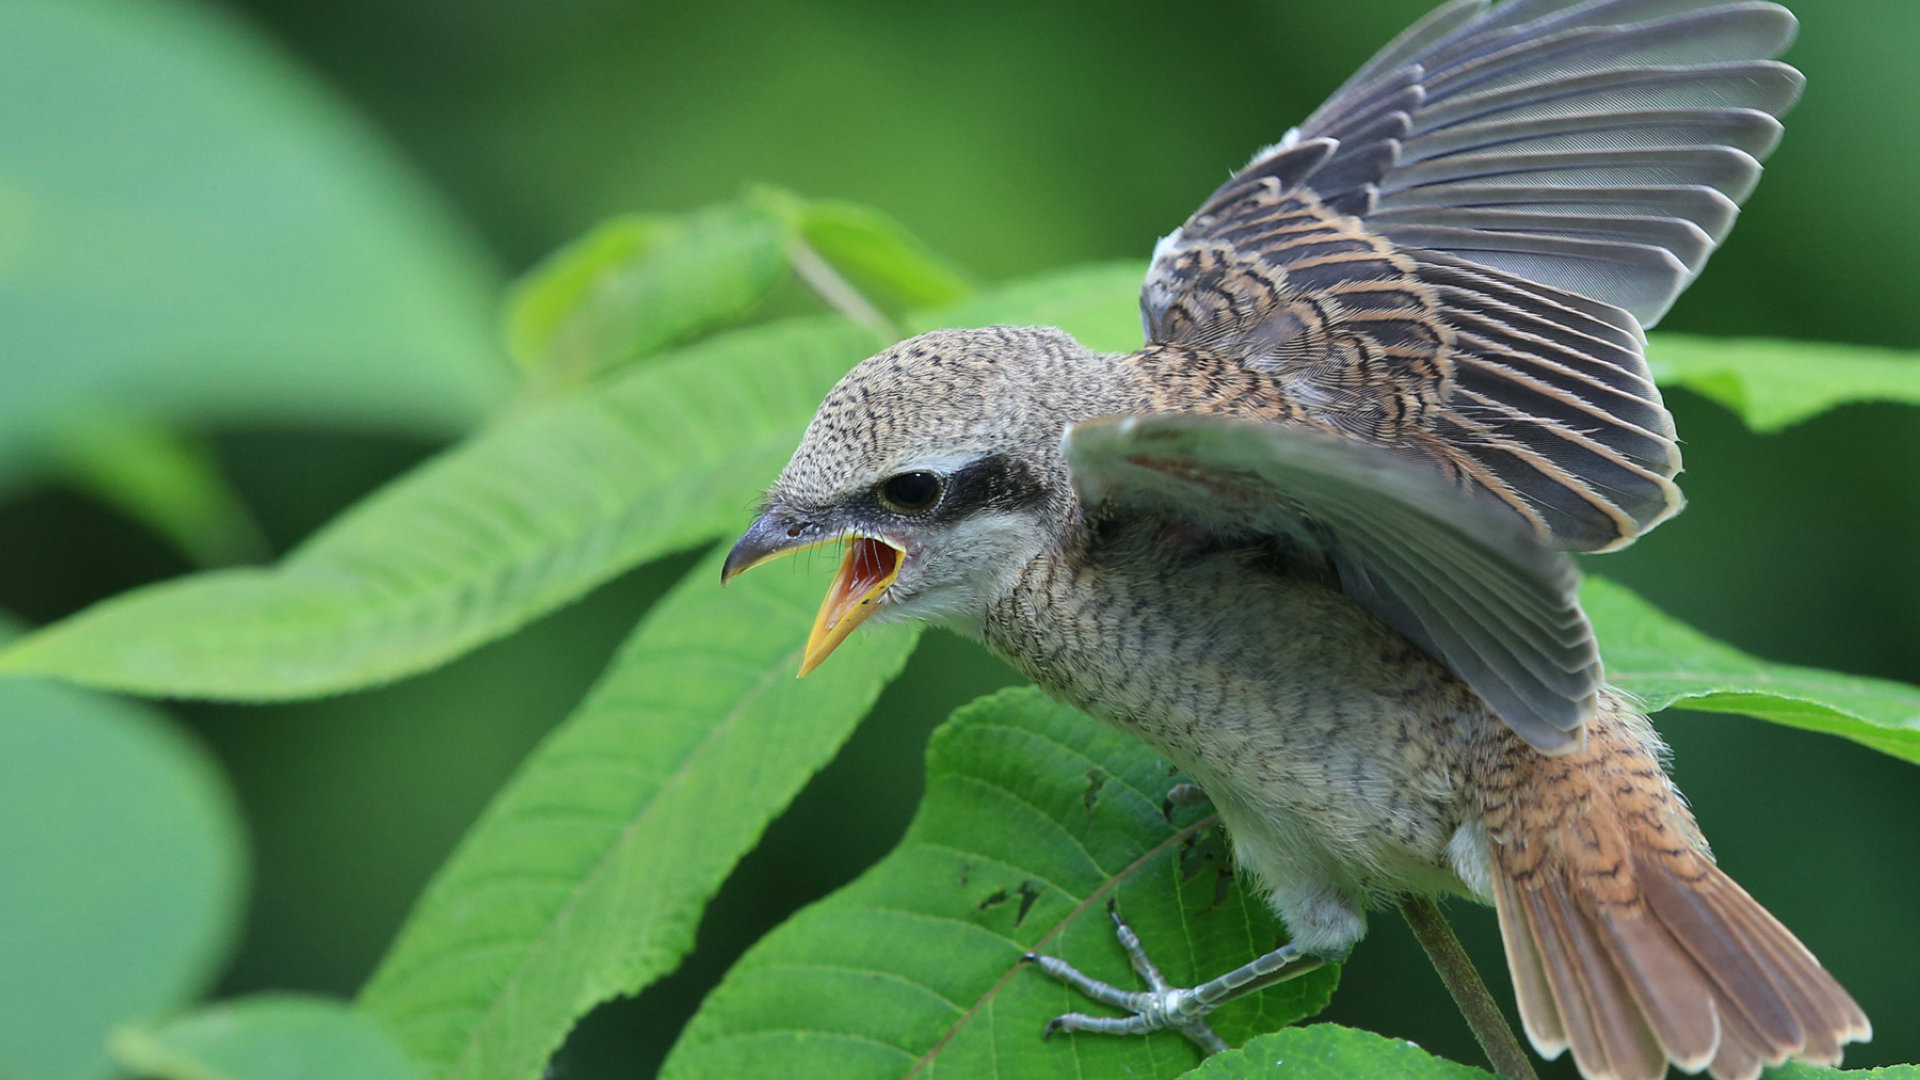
[[1481, 696, 1869, 1080], [722, 2, 1869, 1077]]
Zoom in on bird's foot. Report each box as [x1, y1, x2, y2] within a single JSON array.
[[1023, 901, 1321, 1056]]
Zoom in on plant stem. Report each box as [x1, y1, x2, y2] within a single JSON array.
[[1397, 895, 1539, 1080], [789, 239, 900, 342]]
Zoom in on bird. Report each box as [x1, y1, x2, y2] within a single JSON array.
[[720, 2, 1871, 1078]]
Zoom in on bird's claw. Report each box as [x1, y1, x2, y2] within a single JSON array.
[[1023, 905, 1230, 1054]]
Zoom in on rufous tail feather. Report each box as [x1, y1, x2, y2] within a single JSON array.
[[1478, 694, 1869, 1080]]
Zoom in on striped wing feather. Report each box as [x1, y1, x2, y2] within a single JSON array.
[[1142, 0, 1802, 554]]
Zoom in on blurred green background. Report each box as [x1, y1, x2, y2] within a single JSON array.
[[1, 0, 1915, 1075]]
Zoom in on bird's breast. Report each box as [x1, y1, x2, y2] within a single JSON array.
[[981, 539, 1489, 894]]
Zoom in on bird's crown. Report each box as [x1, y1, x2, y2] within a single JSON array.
[[773, 324, 1121, 509]]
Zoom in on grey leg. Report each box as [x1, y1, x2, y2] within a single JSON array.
[[1024, 902, 1324, 1055]]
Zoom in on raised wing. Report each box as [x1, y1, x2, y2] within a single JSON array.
[[1141, 0, 1802, 553], [1067, 413, 1599, 753]]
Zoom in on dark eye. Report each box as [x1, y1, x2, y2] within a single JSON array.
[[878, 471, 942, 513]]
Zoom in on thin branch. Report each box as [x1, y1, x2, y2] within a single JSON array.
[[788, 239, 900, 342], [1398, 895, 1539, 1080]]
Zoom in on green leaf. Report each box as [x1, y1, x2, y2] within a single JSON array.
[[1175, 1025, 1493, 1079], [1648, 335, 1920, 432], [1586, 577, 1920, 765], [911, 260, 1145, 354], [1765, 1063, 1920, 1079], [660, 687, 1339, 1080], [785, 196, 975, 311], [0, 619, 246, 1080], [505, 203, 789, 386], [359, 543, 918, 1080], [0, 0, 507, 476], [110, 996, 422, 1080], [0, 264, 1149, 701], [0, 317, 883, 699], [49, 411, 266, 568]]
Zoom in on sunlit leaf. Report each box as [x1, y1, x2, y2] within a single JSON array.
[[1765, 1062, 1920, 1080], [660, 687, 1339, 1080], [0, 619, 246, 1080], [111, 996, 421, 1080], [786, 196, 975, 311], [359, 544, 918, 1080], [1176, 1025, 1492, 1080], [1587, 577, 1920, 765], [505, 203, 789, 386], [0, 317, 882, 698], [1648, 336, 1920, 432], [0, 265, 1151, 701], [0, 0, 507, 479]]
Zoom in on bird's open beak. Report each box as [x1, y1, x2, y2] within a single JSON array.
[[722, 514, 904, 677]]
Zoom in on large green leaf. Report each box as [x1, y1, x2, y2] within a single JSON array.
[[505, 203, 789, 387], [0, 620, 246, 1080], [111, 996, 421, 1080], [779, 194, 975, 312], [359, 544, 918, 1080], [0, 0, 507, 480], [1648, 335, 1920, 432], [1585, 577, 1920, 765], [660, 687, 1339, 1080], [1176, 1025, 1492, 1080], [0, 317, 883, 698], [0, 264, 1158, 701]]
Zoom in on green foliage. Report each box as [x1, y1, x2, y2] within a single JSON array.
[[1586, 578, 1920, 765], [0, 0, 506, 487], [6, 167, 1920, 1080], [505, 191, 973, 388], [1649, 336, 1920, 432], [358, 544, 918, 1080], [1767, 1064, 1920, 1080], [660, 688, 1339, 1080], [48, 412, 265, 568], [505, 204, 790, 386], [1174, 1025, 1494, 1079], [0, 620, 246, 1080], [769, 192, 976, 312], [111, 996, 422, 1080], [1169, 1025, 1920, 1079], [0, 318, 883, 698]]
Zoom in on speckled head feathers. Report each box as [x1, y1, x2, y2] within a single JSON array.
[[771, 325, 1127, 513]]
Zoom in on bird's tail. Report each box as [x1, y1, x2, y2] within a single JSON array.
[[1477, 697, 1870, 1080]]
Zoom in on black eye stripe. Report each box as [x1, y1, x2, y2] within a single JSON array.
[[926, 455, 1047, 521]]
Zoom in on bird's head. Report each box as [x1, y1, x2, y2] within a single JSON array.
[[722, 325, 1125, 673]]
